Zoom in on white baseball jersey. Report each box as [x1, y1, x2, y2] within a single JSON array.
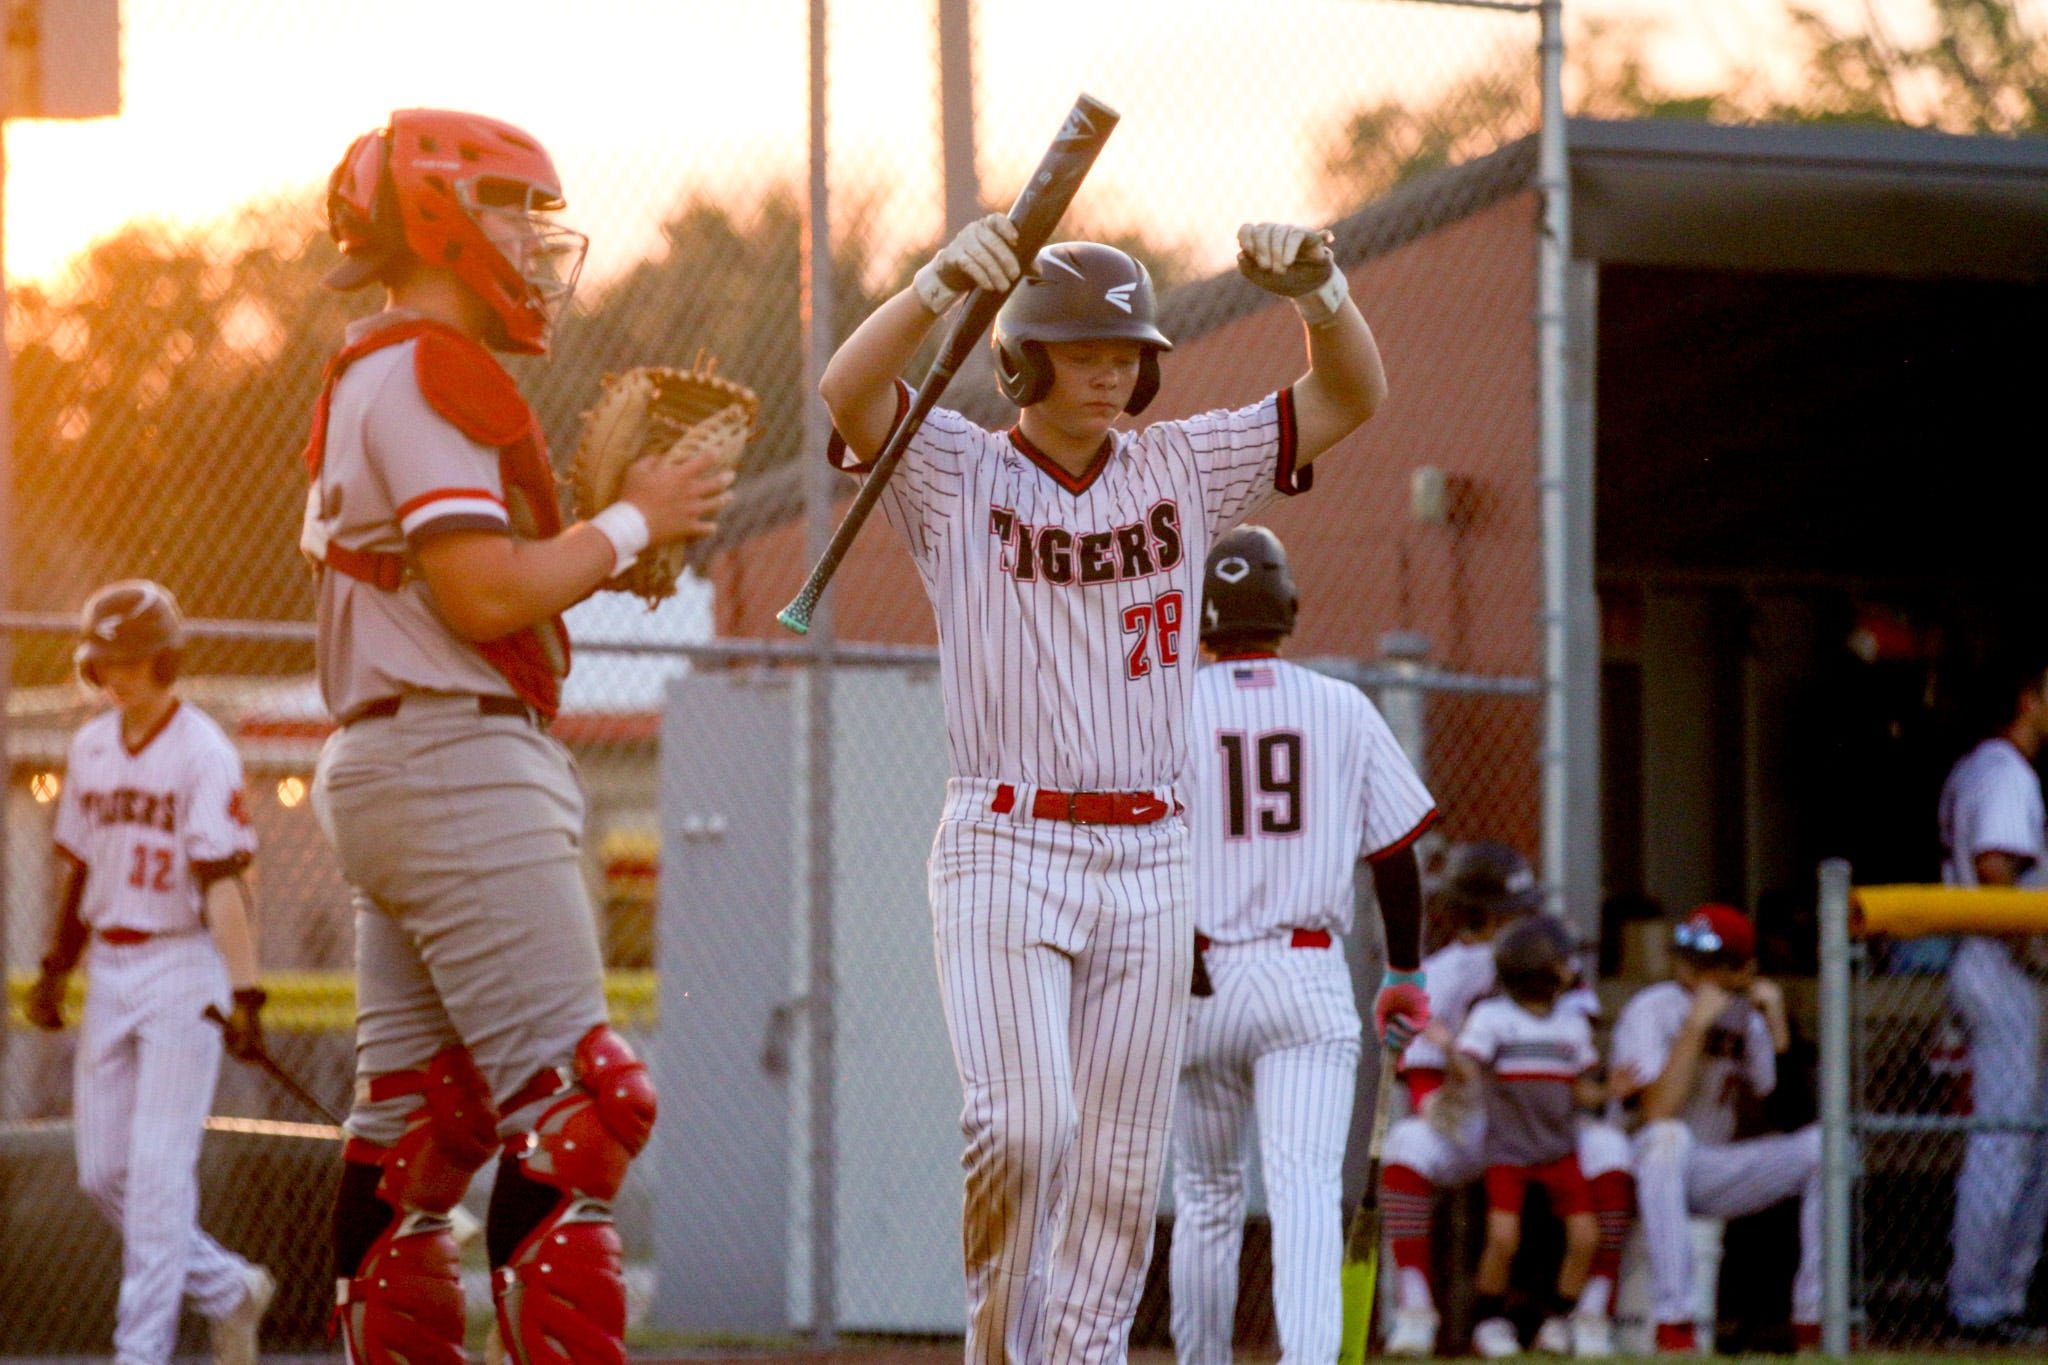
[[839, 387, 1307, 1365], [1938, 736, 2048, 1326], [54, 701, 257, 933], [833, 384, 1308, 790], [1609, 980, 1774, 1147], [56, 699, 263, 1363], [1186, 655, 1436, 943], [1169, 654, 1432, 1365], [1940, 737, 2046, 885], [1456, 996, 1597, 1166]]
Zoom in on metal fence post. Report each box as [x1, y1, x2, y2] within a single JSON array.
[[1817, 857, 1854, 1356], [1376, 631, 1431, 783]]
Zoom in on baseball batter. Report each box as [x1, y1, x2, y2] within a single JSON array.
[[1167, 526, 1435, 1365], [1379, 842, 1634, 1359], [818, 217, 1392, 1365], [305, 109, 730, 1365], [1608, 904, 1819, 1354], [26, 581, 274, 1365], [1936, 650, 2048, 1343]]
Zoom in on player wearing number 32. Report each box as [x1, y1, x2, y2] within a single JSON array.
[[27, 580, 274, 1365], [820, 218, 1390, 1365], [1169, 527, 1436, 1365]]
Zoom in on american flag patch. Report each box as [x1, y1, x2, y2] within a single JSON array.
[[1232, 665, 1276, 689]]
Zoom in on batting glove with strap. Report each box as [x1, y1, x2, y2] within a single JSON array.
[[914, 213, 1022, 315], [25, 967, 68, 1031], [221, 987, 268, 1063], [1236, 222, 1349, 326], [1374, 969, 1430, 1052]]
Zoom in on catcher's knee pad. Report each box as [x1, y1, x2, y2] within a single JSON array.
[[370, 1044, 500, 1214], [490, 1026, 655, 1365], [334, 1159, 467, 1365]]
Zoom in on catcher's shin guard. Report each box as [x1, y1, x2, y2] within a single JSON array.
[[491, 1025, 657, 1365], [334, 1047, 499, 1365]]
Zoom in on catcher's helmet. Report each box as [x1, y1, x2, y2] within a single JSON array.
[[324, 109, 587, 355], [992, 242, 1173, 415], [1201, 525, 1298, 645], [1437, 840, 1543, 922], [1492, 913, 1574, 1004], [76, 580, 185, 687]]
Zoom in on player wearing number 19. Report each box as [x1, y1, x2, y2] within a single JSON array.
[[819, 219, 1390, 1365], [1170, 526, 1436, 1365]]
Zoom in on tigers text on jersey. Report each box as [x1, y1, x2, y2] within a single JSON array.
[[1186, 655, 1435, 942], [830, 386, 1308, 791], [1610, 980, 1774, 1146], [1456, 995, 1598, 1166], [54, 701, 256, 934]]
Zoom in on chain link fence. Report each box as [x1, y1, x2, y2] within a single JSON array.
[[0, 0, 1570, 1353]]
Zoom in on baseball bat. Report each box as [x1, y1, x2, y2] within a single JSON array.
[[777, 93, 1120, 634], [205, 1003, 347, 1127], [1338, 1048, 1400, 1365]]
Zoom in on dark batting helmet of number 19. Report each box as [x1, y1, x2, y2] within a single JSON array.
[[1201, 524, 1298, 647]]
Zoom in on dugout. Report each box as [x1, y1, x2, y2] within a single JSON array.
[[709, 115, 2048, 957]]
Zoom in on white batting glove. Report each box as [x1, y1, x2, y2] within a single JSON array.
[[913, 213, 1022, 315], [1236, 221, 1349, 326]]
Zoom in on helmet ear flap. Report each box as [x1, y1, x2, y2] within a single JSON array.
[[995, 339, 1053, 408], [1125, 349, 1161, 415], [152, 650, 181, 686]]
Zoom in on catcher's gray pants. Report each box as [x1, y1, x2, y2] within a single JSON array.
[[312, 694, 609, 1143], [1947, 936, 2048, 1327]]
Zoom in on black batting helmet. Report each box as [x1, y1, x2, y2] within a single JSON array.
[[992, 242, 1173, 415], [76, 580, 185, 687], [1437, 840, 1542, 925], [1493, 913, 1574, 1004], [1201, 525, 1298, 645]]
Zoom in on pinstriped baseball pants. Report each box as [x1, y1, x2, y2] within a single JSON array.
[[1168, 935, 1361, 1365], [75, 934, 255, 1365], [931, 791, 1193, 1365]]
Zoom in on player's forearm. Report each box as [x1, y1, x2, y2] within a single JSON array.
[[1367, 845, 1423, 971], [415, 527, 616, 641], [204, 875, 261, 992], [1291, 302, 1387, 464], [819, 290, 939, 460], [42, 857, 89, 973]]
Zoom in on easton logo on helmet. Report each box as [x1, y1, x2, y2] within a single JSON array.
[[1106, 283, 1136, 313]]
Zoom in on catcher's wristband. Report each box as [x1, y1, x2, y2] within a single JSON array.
[[590, 502, 651, 577], [1293, 266, 1350, 327], [912, 259, 964, 317]]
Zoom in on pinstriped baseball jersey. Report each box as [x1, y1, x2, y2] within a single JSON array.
[[1610, 981, 1774, 1146], [54, 702, 256, 935], [1186, 655, 1436, 943], [1940, 737, 2046, 884], [831, 385, 1306, 789], [304, 312, 522, 720], [1456, 996, 1598, 1166]]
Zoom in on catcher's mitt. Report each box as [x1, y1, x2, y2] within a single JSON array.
[[570, 357, 759, 605]]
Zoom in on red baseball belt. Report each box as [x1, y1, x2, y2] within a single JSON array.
[[1195, 928, 1334, 952], [991, 783, 1172, 825]]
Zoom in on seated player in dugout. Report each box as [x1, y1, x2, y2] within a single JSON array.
[[818, 216, 1414, 1365], [304, 110, 731, 1365]]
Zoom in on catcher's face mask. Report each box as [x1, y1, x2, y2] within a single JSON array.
[[470, 180, 587, 342]]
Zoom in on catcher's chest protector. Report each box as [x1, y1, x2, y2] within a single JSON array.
[[300, 319, 570, 716]]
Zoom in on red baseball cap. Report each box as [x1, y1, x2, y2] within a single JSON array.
[[1673, 904, 1755, 963]]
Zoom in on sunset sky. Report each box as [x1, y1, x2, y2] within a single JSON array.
[[0, 0, 2017, 292]]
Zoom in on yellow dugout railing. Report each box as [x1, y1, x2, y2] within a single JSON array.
[[1851, 884, 2048, 938], [6, 970, 659, 1032]]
